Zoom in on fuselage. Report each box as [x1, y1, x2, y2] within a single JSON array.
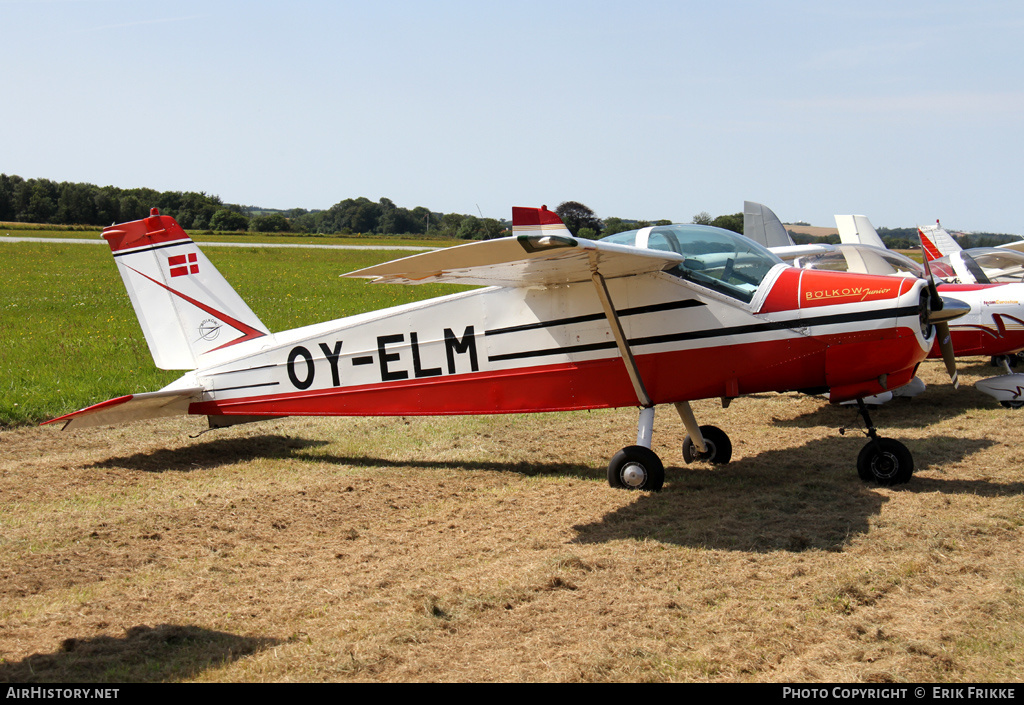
[[933, 283, 1024, 357], [183, 262, 934, 418]]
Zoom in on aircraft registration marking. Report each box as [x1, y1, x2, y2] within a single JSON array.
[[273, 326, 480, 391]]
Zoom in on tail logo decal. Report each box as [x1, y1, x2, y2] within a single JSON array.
[[199, 319, 223, 341], [169, 253, 200, 277], [125, 264, 266, 352]]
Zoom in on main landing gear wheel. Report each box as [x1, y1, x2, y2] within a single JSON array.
[[607, 446, 665, 492], [682, 425, 732, 465], [856, 438, 914, 486], [992, 355, 1021, 370], [1000, 400, 1024, 409]]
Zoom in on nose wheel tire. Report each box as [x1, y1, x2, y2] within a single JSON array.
[[856, 438, 913, 485], [607, 446, 665, 491], [682, 425, 733, 465]]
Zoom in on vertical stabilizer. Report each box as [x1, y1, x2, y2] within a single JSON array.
[[918, 220, 962, 261], [103, 209, 269, 370], [835, 215, 886, 249], [511, 205, 575, 239], [743, 201, 795, 248]]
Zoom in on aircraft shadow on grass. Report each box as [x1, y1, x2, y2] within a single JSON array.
[[82, 428, 1021, 556], [769, 385, 1013, 430], [87, 435, 331, 473], [85, 432, 596, 478], [572, 433, 1022, 553], [0, 624, 279, 683]]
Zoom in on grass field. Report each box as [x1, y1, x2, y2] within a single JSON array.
[[1, 239, 1022, 683], [0, 239, 465, 426]]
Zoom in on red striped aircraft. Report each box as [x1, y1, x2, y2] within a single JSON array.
[[46, 206, 967, 488]]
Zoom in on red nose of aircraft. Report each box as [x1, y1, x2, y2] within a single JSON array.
[[759, 268, 961, 402]]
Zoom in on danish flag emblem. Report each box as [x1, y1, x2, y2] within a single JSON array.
[[168, 253, 199, 277]]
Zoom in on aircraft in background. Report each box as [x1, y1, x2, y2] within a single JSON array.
[[917, 220, 1024, 285], [46, 206, 966, 487], [743, 202, 1024, 407]]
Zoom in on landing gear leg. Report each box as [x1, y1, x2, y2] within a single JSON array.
[[607, 406, 665, 491], [676, 401, 732, 464], [851, 399, 913, 485], [993, 355, 1014, 375]]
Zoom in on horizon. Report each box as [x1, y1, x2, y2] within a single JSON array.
[[3, 172, 1017, 236]]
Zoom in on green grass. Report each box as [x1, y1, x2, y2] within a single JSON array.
[[0, 242, 469, 426]]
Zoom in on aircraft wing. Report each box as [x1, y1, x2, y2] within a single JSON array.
[[770, 243, 834, 260], [997, 241, 1024, 254], [42, 387, 204, 430], [343, 235, 684, 287]]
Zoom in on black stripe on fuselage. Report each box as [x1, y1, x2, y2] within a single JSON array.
[[213, 381, 281, 393], [487, 304, 919, 363], [484, 299, 705, 337]]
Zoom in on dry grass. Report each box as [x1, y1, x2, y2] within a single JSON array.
[[1, 361, 1022, 682]]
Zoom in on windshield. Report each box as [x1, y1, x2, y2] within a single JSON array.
[[963, 248, 1024, 277], [602, 224, 782, 302]]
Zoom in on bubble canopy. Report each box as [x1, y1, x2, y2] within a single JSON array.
[[601, 224, 783, 303]]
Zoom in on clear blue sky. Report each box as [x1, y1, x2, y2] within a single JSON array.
[[5, 0, 1023, 233]]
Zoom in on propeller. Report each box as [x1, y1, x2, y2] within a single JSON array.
[[920, 242, 968, 388]]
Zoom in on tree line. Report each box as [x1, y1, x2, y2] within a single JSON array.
[[0, 175, 507, 240], [0, 176, 675, 241], [6, 174, 1012, 245]]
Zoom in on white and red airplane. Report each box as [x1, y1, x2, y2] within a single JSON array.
[[45, 206, 966, 487]]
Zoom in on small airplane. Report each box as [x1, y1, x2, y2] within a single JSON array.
[[744, 202, 1024, 407], [45, 206, 967, 487], [917, 219, 1024, 285]]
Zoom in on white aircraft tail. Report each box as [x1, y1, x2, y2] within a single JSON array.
[[743, 201, 795, 248], [918, 220, 962, 261], [834, 215, 886, 249], [103, 209, 269, 370]]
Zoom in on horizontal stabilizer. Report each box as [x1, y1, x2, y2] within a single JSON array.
[[43, 387, 204, 430]]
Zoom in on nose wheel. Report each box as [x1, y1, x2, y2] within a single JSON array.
[[849, 399, 914, 485], [856, 437, 913, 485]]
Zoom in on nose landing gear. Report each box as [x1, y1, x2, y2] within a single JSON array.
[[848, 399, 914, 485]]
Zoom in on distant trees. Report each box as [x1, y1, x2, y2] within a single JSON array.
[[556, 201, 603, 237], [29, 173, 1016, 247], [692, 211, 743, 234], [250, 212, 290, 232], [710, 213, 743, 234], [209, 209, 250, 232], [602, 217, 637, 236], [0, 174, 225, 229]]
